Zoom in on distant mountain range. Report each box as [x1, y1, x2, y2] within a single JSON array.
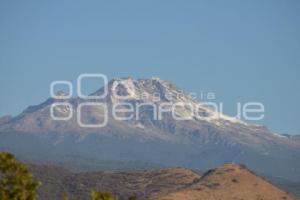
[[1, 77, 300, 182], [28, 163, 296, 200]]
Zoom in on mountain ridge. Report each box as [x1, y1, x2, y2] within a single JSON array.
[[1, 77, 300, 182], [157, 164, 296, 200], [26, 162, 297, 200]]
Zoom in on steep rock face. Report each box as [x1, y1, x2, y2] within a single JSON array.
[[157, 164, 296, 200], [1, 77, 300, 181]]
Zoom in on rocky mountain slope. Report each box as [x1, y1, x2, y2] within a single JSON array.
[[1, 77, 300, 182], [27, 163, 297, 200]]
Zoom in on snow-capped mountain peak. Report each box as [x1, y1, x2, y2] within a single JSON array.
[[96, 77, 247, 127], [1, 77, 300, 182]]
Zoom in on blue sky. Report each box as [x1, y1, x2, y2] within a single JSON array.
[[0, 0, 299, 134]]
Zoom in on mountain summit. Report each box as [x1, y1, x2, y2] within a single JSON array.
[[0, 77, 300, 182]]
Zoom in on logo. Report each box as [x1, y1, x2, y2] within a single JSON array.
[[50, 74, 265, 128]]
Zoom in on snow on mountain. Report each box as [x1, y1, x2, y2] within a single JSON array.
[[93, 77, 248, 126], [0, 77, 300, 181]]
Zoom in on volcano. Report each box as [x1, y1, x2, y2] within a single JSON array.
[[0, 77, 300, 182]]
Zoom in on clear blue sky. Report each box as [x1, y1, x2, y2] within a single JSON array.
[[0, 0, 299, 134]]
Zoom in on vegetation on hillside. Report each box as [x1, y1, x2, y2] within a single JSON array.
[[0, 151, 138, 200], [1, 151, 296, 200], [0, 152, 40, 200]]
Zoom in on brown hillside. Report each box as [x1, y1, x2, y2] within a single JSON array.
[[157, 164, 296, 200], [28, 164, 201, 200]]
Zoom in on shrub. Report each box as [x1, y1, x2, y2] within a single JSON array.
[[90, 191, 117, 200], [0, 152, 40, 200]]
